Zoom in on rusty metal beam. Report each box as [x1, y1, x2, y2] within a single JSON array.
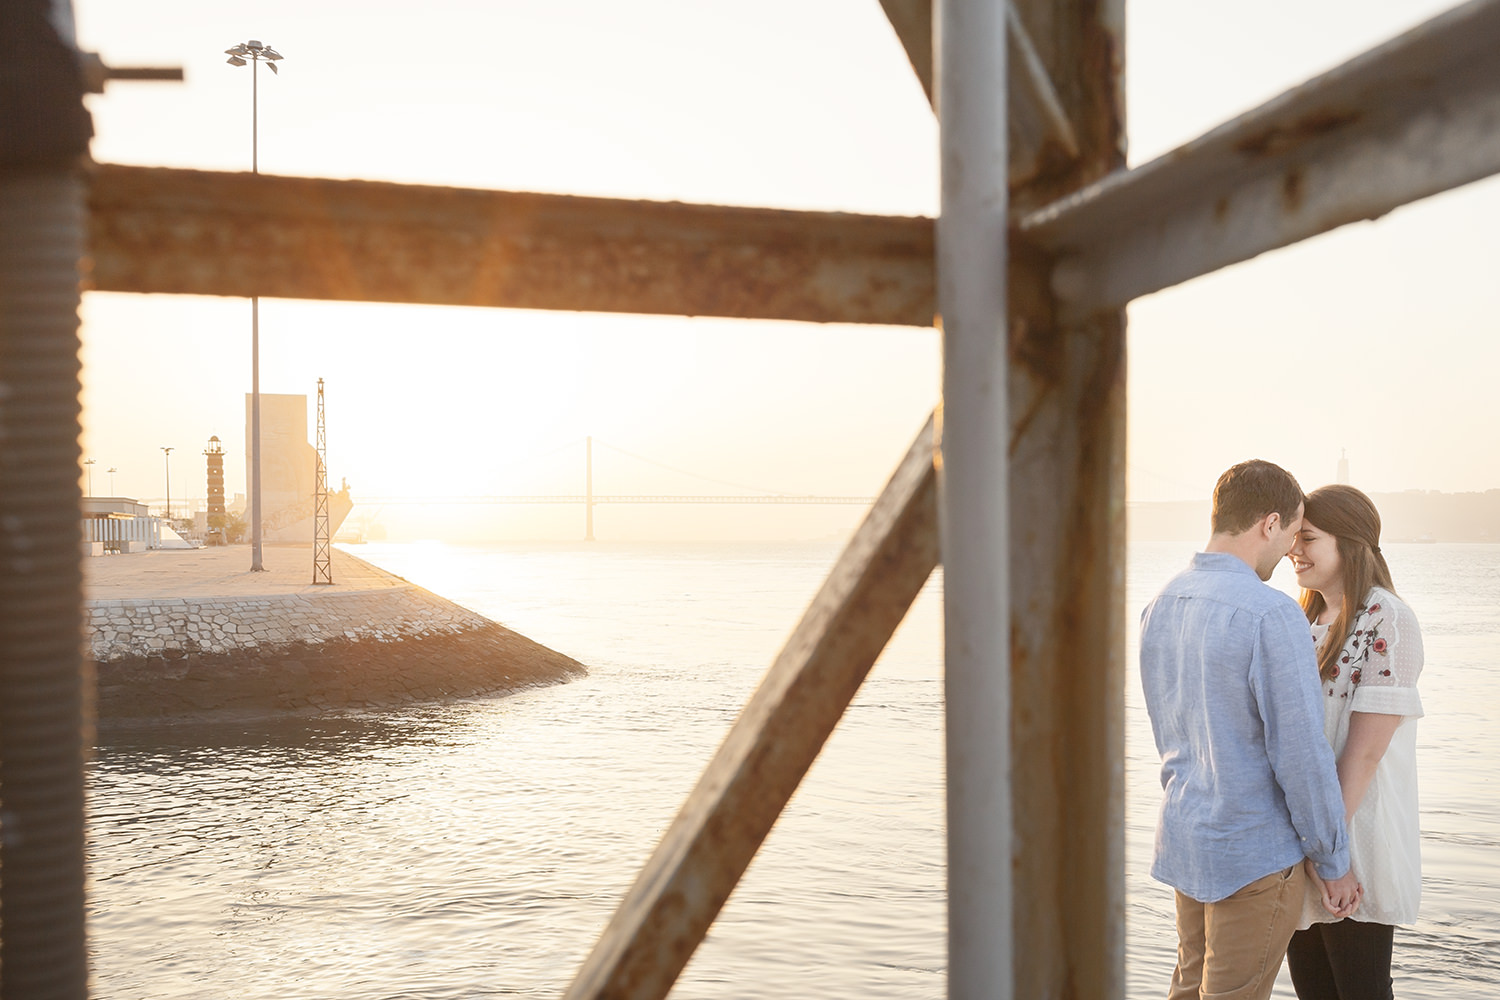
[[1023, 0, 1500, 322], [85, 163, 936, 327], [878, 0, 1079, 185], [1001, 0, 1128, 996], [563, 413, 939, 1000]]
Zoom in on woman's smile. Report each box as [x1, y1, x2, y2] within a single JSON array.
[[1289, 522, 1341, 596]]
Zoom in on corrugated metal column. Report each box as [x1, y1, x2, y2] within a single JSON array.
[[934, 2, 1012, 997], [0, 2, 95, 998]]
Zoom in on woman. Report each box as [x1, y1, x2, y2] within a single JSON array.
[[1287, 484, 1424, 999]]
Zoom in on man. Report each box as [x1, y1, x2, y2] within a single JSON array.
[[1140, 459, 1359, 1000]]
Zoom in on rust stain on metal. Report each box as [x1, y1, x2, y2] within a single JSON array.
[[1013, 2, 1124, 210], [1007, 234, 1062, 383], [1039, 312, 1126, 998], [1080, 2, 1127, 179], [1281, 167, 1306, 213], [1232, 108, 1363, 159], [1011, 134, 1085, 193]]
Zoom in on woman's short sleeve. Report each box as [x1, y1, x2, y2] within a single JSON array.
[[1349, 589, 1424, 718]]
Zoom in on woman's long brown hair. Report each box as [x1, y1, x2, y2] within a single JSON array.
[[1299, 485, 1397, 682]]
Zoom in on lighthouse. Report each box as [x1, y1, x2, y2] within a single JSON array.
[[204, 436, 227, 545]]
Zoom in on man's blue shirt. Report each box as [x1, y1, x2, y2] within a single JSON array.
[[1140, 551, 1350, 903]]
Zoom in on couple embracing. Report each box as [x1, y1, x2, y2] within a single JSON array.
[[1141, 460, 1424, 1000]]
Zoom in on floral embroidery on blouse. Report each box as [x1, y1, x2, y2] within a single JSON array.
[[1328, 601, 1390, 697]]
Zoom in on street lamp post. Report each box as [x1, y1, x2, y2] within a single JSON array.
[[225, 38, 283, 573], [107, 466, 117, 494], [161, 446, 173, 521], [84, 457, 95, 497]]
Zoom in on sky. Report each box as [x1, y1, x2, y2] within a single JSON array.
[[71, 0, 1500, 540]]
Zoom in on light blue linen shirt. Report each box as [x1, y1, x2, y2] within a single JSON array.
[[1140, 551, 1350, 903]]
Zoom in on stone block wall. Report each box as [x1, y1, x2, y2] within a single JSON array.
[[88, 585, 585, 721], [87, 586, 495, 662]]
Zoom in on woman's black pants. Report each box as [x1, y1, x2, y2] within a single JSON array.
[[1286, 919, 1395, 1000]]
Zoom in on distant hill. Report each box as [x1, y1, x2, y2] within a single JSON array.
[[1128, 490, 1500, 543]]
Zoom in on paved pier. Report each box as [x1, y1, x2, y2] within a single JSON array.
[[86, 545, 586, 722]]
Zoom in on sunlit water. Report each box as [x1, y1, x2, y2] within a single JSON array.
[[88, 541, 1500, 998]]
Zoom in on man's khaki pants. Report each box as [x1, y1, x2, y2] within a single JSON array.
[[1170, 864, 1306, 1000]]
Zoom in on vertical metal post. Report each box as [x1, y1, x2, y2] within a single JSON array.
[[245, 49, 265, 571], [225, 41, 283, 573], [1006, 2, 1127, 996], [249, 296, 264, 570], [585, 435, 595, 541], [935, 2, 1011, 998], [0, 3, 95, 996], [0, 170, 92, 1000]]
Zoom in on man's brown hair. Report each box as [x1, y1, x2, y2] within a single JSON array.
[[1211, 460, 1305, 535]]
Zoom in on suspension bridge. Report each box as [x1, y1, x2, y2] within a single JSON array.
[[354, 437, 875, 540]]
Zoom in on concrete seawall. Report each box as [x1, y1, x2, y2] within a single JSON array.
[[86, 546, 586, 721]]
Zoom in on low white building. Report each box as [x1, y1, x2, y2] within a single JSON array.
[[80, 498, 193, 554]]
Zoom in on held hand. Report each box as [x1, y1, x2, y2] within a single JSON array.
[[1318, 867, 1363, 918]]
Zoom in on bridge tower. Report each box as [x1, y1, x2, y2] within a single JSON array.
[[312, 378, 333, 584], [585, 435, 595, 542]]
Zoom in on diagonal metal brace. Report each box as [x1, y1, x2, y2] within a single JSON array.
[[1022, 0, 1500, 321], [879, 0, 1080, 183], [563, 412, 940, 1000]]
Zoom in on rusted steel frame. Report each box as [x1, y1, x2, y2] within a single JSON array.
[[563, 414, 939, 1000], [878, 0, 1079, 184], [1001, 0, 1128, 996], [85, 163, 936, 327], [1023, 0, 1500, 322]]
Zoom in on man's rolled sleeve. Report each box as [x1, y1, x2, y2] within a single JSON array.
[[1252, 603, 1351, 881]]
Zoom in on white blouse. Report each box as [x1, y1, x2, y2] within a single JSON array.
[[1300, 586, 1424, 928]]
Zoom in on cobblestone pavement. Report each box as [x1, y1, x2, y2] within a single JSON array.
[[85, 545, 405, 601]]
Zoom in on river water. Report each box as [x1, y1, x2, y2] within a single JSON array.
[[87, 541, 1500, 998]]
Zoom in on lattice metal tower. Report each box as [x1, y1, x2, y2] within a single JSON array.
[[312, 378, 333, 584]]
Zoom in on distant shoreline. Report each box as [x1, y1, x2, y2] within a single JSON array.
[[1128, 491, 1500, 544]]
